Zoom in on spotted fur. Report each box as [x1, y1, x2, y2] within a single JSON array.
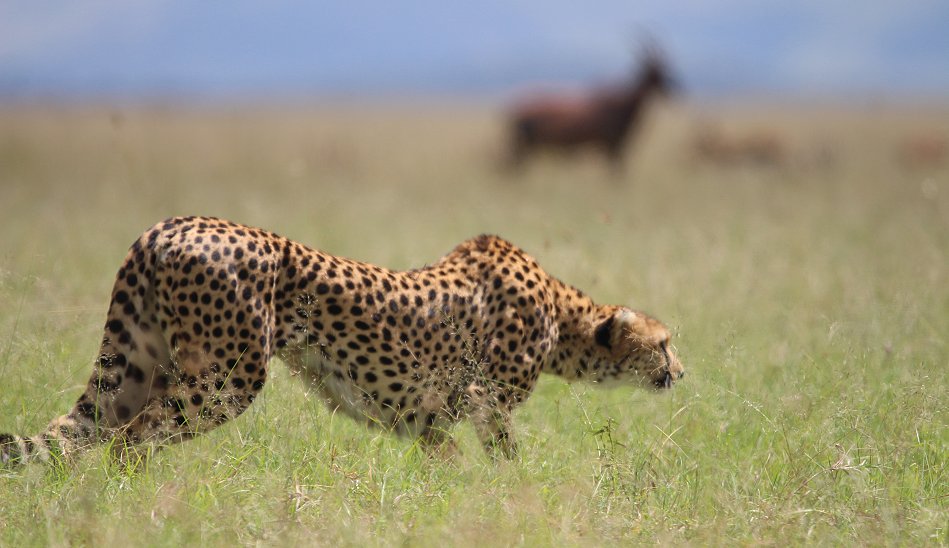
[[0, 217, 683, 465]]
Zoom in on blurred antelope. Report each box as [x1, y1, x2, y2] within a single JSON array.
[[505, 47, 674, 172], [897, 133, 946, 169], [691, 123, 787, 167]]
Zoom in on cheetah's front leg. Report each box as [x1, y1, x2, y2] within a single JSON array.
[[471, 408, 517, 458], [418, 426, 460, 459], [466, 384, 517, 458]]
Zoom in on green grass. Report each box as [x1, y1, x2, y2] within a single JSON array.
[[0, 102, 946, 545]]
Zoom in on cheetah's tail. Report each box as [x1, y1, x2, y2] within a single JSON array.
[[0, 432, 54, 467], [2, 409, 123, 470], [1, 223, 171, 469], [0, 412, 98, 467]]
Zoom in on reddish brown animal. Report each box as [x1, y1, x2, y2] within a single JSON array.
[[897, 133, 947, 169], [506, 50, 674, 171], [691, 123, 788, 167]]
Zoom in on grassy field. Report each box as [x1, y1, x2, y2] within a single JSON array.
[[0, 101, 946, 545]]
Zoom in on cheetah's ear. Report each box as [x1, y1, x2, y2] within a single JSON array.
[[597, 309, 641, 349], [594, 315, 615, 349], [617, 308, 639, 328], [616, 308, 639, 325], [615, 308, 645, 340]]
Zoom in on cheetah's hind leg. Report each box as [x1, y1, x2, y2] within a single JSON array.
[[110, 330, 272, 461]]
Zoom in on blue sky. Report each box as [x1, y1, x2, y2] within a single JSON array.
[[1, 1, 947, 100]]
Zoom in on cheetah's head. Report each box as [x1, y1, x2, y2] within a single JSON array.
[[592, 308, 684, 390]]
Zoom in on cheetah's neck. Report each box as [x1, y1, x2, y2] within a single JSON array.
[[546, 278, 620, 382]]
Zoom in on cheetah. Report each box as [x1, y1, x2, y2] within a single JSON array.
[[0, 216, 684, 465]]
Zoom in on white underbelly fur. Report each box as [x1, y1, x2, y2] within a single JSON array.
[[279, 347, 386, 426]]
